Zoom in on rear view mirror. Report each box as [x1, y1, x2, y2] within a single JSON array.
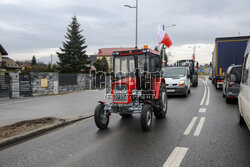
[[231, 74, 236, 82]]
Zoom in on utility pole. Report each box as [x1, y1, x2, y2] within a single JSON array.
[[124, 0, 138, 49], [135, 0, 138, 49], [161, 25, 166, 65], [161, 24, 176, 65], [51, 54, 53, 65], [189, 45, 200, 60]]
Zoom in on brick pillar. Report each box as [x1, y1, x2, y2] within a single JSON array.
[[9, 72, 20, 98]]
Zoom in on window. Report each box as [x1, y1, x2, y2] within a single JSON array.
[[242, 53, 249, 85], [150, 57, 156, 72], [114, 56, 135, 74], [137, 55, 148, 72], [163, 68, 187, 78]]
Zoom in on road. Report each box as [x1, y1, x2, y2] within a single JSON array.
[[0, 78, 250, 167]]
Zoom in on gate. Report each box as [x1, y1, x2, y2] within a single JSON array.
[[0, 74, 10, 99], [19, 75, 31, 96]]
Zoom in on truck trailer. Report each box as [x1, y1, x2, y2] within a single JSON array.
[[212, 36, 250, 88]]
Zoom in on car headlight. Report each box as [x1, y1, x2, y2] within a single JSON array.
[[178, 80, 185, 86], [179, 80, 185, 84]]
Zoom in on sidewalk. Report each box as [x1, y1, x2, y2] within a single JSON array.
[[0, 90, 107, 127]]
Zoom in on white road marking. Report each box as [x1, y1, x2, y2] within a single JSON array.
[[184, 117, 197, 135], [199, 108, 207, 113], [200, 86, 207, 105], [205, 86, 210, 106], [163, 147, 188, 167], [193, 117, 205, 136]]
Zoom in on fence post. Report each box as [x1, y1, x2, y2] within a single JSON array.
[[9, 72, 20, 98]]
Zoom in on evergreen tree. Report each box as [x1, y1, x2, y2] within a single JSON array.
[[57, 15, 89, 73], [101, 57, 109, 72], [93, 59, 102, 72], [31, 55, 37, 66], [93, 57, 109, 73]]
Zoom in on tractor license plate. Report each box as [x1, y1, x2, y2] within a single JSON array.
[[167, 89, 175, 92]]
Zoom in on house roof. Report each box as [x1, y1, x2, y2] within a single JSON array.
[[97, 47, 136, 56], [0, 44, 8, 55], [2, 57, 22, 69]]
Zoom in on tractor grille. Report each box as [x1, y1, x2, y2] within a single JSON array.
[[113, 84, 128, 103]]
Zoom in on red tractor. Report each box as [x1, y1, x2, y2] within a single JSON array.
[[94, 48, 168, 131]]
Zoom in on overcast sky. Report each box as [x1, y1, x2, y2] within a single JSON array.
[[0, 0, 249, 64]]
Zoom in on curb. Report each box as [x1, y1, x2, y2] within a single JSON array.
[[0, 115, 94, 149]]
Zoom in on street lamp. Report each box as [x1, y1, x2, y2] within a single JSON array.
[[124, 0, 138, 48], [188, 45, 200, 60], [164, 24, 176, 29]]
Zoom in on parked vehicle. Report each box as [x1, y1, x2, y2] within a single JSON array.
[[222, 65, 242, 103], [237, 40, 250, 130], [176, 60, 198, 87], [162, 66, 191, 97], [94, 48, 167, 131], [211, 36, 250, 89]]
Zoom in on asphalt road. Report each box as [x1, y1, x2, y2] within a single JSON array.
[[0, 78, 250, 167]]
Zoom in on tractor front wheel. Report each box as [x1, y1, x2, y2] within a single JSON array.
[[141, 104, 153, 131], [94, 104, 109, 129]]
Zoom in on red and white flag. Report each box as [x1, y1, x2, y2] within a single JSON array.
[[192, 53, 195, 60], [157, 25, 172, 48]]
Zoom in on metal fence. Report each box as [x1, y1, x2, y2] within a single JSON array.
[[59, 73, 77, 86], [19, 75, 31, 96], [0, 74, 10, 99]]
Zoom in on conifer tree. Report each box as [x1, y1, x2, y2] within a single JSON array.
[[31, 55, 37, 66], [57, 15, 89, 73]]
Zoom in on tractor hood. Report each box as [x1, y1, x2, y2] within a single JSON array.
[[112, 77, 137, 104], [112, 77, 136, 87]]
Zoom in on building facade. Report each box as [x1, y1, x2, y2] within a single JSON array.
[[0, 44, 8, 75]]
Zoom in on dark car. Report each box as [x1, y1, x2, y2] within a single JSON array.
[[222, 65, 242, 103]]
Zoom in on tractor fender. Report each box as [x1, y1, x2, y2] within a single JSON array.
[[98, 101, 106, 105], [155, 78, 165, 100], [143, 100, 153, 107]]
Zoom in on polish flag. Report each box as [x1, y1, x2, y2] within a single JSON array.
[[158, 25, 172, 48], [192, 53, 195, 60]]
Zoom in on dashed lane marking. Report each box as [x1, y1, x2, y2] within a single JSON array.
[[193, 117, 205, 136], [184, 117, 197, 135], [163, 147, 188, 167], [199, 108, 207, 113], [200, 86, 207, 106]]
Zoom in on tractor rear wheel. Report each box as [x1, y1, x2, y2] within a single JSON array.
[[94, 104, 109, 129], [154, 83, 168, 118], [192, 75, 198, 87], [141, 104, 153, 131]]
